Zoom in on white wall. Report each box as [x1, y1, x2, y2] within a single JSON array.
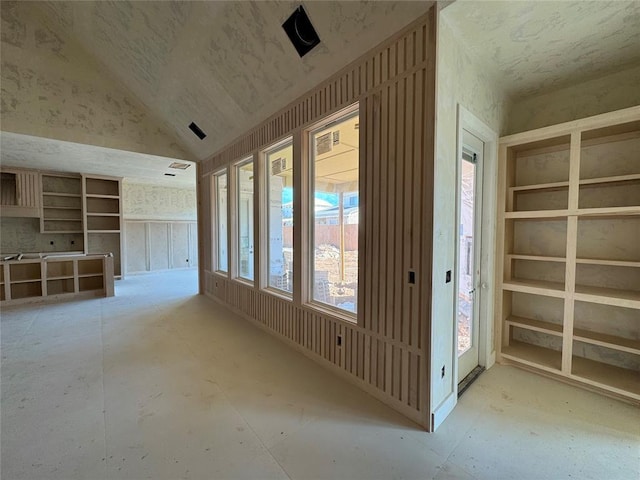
[[432, 14, 510, 414], [122, 182, 196, 221], [121, 182, 197, 274], [507, 65, 640, 134]]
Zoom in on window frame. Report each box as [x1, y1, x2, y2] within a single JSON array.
[[261, 136, 294, 299], [212, 169, 229, 276], [306, 103, 360, 322], [234, 156, 256, 284]]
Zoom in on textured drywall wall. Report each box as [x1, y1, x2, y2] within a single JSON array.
[[507, 65, 640, 134], [0, 1, 191, 160], [122, 182, 196, 221], [0, 217, 83, 254], [432, 16, 510, 409]]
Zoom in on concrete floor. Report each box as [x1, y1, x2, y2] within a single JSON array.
[[1, 270, 638, 480]]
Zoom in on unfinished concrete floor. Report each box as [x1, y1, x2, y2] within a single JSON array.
[[1, 270, 638, 480]]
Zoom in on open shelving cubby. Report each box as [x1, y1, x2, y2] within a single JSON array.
[[41, 174, 83, 234], [8, 262, 43, 300], [497, 106, 640, 404]]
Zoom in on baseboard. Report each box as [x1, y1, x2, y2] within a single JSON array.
[[431, 392, 457, 431]]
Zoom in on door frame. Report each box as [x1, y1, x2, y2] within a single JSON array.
[[453, 105, 498, 390]]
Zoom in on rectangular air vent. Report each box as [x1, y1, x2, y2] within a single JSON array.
[[271, 157, 287, 175], [316, 132, 332, 155], [169, 162, 191, 170]]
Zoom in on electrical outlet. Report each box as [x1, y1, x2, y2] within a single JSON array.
[[441, 365, 446, 378], [50, 241, 54, 245], [337, 334, 343, 347], [446, 270, 451, 283], [408, 270, 415, 284]]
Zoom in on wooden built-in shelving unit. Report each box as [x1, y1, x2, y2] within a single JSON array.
[[496, 107, 640, 403], [82, 175, 123, 278], [1, 254, 114, 305], [40, 174, 83, 234]]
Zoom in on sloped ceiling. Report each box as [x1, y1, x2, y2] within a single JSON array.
[[0, 131, 196, 187], [34, 1, 431, 161], [0, 1, 193, 161], [442, 1, 640, 99]]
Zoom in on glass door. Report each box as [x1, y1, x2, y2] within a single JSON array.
[[457, 131, 484, 383]]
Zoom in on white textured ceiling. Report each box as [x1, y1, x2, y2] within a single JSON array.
[[36, 1, 431, 161], [443, 0, 640, 97], [0, 132, 196, 187]]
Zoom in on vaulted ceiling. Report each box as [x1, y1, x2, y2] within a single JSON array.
[[2, 1, 430, 162]]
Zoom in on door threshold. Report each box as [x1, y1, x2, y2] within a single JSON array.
[[458, 365, 485, 398]]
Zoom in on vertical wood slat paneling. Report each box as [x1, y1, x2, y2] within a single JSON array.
[[202, 10, 436, 428]]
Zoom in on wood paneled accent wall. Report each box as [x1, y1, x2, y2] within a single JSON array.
[[198, 7, 437, 429]]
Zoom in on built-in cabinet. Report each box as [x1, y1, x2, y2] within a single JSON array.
[[1, 168, 123, 279], [496, 107, 640, 403], [1, 254, 115, 305], [83, 175, 123, 278]]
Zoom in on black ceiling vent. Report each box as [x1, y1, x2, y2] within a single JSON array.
[[164, 173, 176, 177], [189, 122, 207, 140], [283, 6, 320, 58]]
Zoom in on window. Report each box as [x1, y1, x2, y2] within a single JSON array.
[[309, 108, 359, 314], [214, 171, 228, 273], [265, 140, 294, 294], [236, 158, 254, 281]]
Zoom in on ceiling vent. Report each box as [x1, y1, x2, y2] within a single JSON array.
[[283, 6, 320, 58], [169, 162, 191, 170], [164, 173, 176, 177], [189, 122, 207, 140]]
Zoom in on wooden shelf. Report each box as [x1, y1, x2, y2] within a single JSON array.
[[43, 206, 82, 210], [504, 210, 568, 219], [87, 229, 121, 234], [507, 254, 566, 263], [78, 273, 102, 278], [579, 173, 640, 187], [9, 278, 42, 285], [503, 279, 565, 298], [85, 194, 119, 199], [506, 316, 563, 336], [42, 230, 83, 234], [42, 192, 82, 198], [577, 206, 640, 217], [43, 218, 82, 222], [574, 285, 640, 309], [510, 181, 569, 192], [573, 328, 640, 355], [86, 213, 120, 217], [47, 275, 74, 281], [576, 258, 640, 268], [501, 341, 562, 372], [571, 356, 640, 397]]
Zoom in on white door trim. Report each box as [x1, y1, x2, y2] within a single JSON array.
[[454, 105, 498, 390]]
